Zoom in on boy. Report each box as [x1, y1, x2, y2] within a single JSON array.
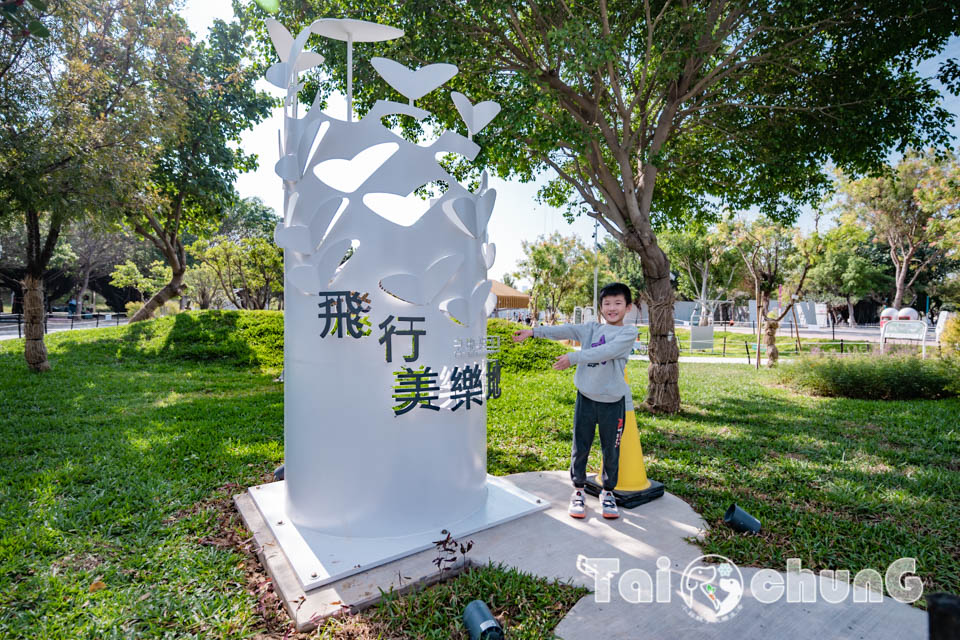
[[513, 283, 638, 520]]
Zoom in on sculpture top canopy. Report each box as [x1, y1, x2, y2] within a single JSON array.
[[309, 18, 404, 42]]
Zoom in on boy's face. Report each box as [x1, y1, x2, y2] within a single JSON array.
[[600, 294, 630, 324]]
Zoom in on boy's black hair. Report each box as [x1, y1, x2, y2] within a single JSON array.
[[599, 282, 632, 306]]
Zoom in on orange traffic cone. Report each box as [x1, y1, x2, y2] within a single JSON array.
[[584, 371, 665, 507]]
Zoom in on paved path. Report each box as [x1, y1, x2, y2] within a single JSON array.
[[0, 318, 128, 341], [631, 355, 787, 365], [237, 471, 927, 638]]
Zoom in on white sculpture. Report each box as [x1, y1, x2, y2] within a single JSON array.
[[247, 18, 546, 591]]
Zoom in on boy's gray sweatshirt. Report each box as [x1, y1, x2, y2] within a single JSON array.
[[533, 322, 638, 409]]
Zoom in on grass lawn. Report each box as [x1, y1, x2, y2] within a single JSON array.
[[489, 362, 960, 598], [1, 312, 957, 638]]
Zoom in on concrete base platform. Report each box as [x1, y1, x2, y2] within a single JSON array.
[[246, 475, 547, 591], [236, 470, 927, 638]]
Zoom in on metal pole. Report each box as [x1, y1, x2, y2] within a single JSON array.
[[745, 341, 750, 365], [840, 339, 844, 354], [18, 313, 21, 339], [592, 218, 599, 313], [723, 334, 726, 357], [346, 34, 354, 122]]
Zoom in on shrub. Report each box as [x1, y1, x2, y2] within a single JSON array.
[[124, 301, 143, 316], [778, 354, 958, 400], [117, 310, 284, 370], [487, 318, 570, 372]]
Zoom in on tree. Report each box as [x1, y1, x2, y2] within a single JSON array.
[[599, 236, 645, 302], [660, 228, 741, 325], [244, 1, 960, 412], [218, 196, 280, 241], [109, 260, 171, 304], [62, 220, 136, 314], [0, 0, 189, 370], [123, 19, 273, 323], [726, 217, 815, 366], [834, 149, 960, 310], [806, 224, 891, 325], [189, 236, 283, 310], [515, 232, 592, 323], [182, 263, 225, 309]]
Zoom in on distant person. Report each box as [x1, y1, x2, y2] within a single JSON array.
[[511, 282, 638, 520], [67, 298, 77, 317]]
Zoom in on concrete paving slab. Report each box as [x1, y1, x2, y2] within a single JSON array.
[[236, 470, 927, 638]]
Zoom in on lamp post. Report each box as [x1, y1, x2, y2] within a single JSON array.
[[592, 217, 599, 316]]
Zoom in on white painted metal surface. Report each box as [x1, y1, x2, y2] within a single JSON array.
[[250, 18, 547, 590]]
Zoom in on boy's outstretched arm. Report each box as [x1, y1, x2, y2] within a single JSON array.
[[568, 326, 638, 365], [532, 323, 588, 342]]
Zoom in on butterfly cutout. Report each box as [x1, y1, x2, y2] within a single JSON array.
[[287, 238, 354, 294], [451, 92, 501, 138], [274, 153, 300, 181], [264, 20, 325, 89], [481, 243, 496, 270], [379, 255, 463, 306], [444, 280, 493, 327], [371, 57, 458, 103], [313, 143, 398, 193], [444, 189, 497, 239]]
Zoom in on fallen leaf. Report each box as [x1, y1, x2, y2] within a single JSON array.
[[89, 581, 106, 593], [137, 592, 151, 602], [329, 600, 341, 605]]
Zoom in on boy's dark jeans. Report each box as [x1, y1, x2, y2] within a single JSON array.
[[571, 392, 625, 491]]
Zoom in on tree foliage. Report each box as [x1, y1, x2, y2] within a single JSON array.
[[833, 149, 960, 309], [514, 232, 593, 322], [122, 19, 274, 322], [240, 0, 960, 413], [660, 227, 741, 324], [188, 236, 283, 310], [806, 223, 891, 324], [0, 0, 190, 370]]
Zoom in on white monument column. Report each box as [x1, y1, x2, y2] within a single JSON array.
[[248, 18, 546, 590]]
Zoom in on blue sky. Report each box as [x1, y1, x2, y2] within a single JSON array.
[[180, 1, 959, 282]]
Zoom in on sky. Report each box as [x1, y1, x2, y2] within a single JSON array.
[[180, 1, 960, 285]]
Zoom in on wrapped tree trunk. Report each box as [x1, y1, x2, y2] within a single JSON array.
[[642, 246, 680, 413], [22, 274, 50, 372], [764, 317, 780, 366]]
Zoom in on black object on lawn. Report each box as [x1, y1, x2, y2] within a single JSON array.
[[274, 464, 284, 481], [927, 592, 960, 640], [463, 599, 504, 639], [724, 503, 761, 533]]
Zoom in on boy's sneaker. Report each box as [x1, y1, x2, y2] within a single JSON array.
[[568, 489, 586, 519], [601, 490, 619, 519]]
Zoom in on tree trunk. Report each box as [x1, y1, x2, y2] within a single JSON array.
[[641, 247, 680, 414], [846, 297, 857, 327], [22, 274, 50, 372], [130, 268, 184, 322], [764, 318, 779, 367]]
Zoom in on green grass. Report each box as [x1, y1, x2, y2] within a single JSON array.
[[487, 361, 960, 598], [1, 312, 958, 638]]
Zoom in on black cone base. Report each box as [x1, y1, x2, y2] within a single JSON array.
[[584, 474, 665, 508]]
